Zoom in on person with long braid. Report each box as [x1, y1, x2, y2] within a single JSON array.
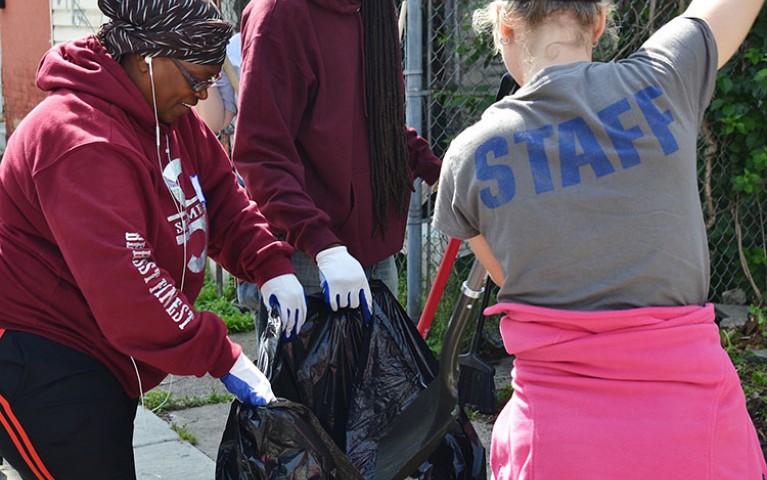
[[433, 0, 766, 478], [0, 1, 308, 478], [233, 0, 441, 322]]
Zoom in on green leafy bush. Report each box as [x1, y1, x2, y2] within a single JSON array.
[[194, 270, 254, 333], [705, 10, 767, 302]]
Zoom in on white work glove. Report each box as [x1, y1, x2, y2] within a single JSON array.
[[220, 352, 276, 407], [260, 273, 307, 338], [315, 245, 372, 319]]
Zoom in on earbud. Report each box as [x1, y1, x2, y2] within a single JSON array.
[[144, 53, 161, 149]]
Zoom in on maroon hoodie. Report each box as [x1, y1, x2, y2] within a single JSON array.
[[233, 0, 441, 266], [0, 36, 295, 397]]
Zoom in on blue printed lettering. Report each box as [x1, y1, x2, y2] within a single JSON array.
[[470, 85, 679, 208], [598, 99, 643, 168], [475, 136, 515, 209], [515, 125, 555, 194], [558, 117, 615, 187], [635, 85, 678, 155]]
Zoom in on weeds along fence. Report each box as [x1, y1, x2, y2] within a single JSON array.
[[219, 0, 766, 326]]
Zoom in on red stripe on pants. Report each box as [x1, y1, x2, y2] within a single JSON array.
[[0, 391, 55, 479]]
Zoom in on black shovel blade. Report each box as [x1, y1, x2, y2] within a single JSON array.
[[373, 260, 488, 480], [372, 376, 460, 480], [373, 236, 463, 480]]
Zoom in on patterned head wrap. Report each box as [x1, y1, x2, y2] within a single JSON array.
[[96, 0, 233, 65]]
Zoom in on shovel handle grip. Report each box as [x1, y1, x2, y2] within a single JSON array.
[[417, 237, 461, 338]]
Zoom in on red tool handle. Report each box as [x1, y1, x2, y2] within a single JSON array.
[[417, 237, 461, 338]]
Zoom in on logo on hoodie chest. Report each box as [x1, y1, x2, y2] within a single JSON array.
[[163, 158, 208, 274]]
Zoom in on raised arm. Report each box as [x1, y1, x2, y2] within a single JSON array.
[[683, 0, 765, 69]]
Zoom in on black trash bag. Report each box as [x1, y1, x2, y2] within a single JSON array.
[[407, 410, 486, 480], [266, 280, 486, 480], [216, 399, 363, 480]]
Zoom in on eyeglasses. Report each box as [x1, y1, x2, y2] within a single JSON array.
[[170, 58, 222, 93]]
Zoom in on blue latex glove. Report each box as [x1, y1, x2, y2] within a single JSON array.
[[260, 273, 307, 338], [315, 245, 372, 320], [220, 352, 276, 407]]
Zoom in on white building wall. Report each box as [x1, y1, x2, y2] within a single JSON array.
[[51, 0, 105, 46]]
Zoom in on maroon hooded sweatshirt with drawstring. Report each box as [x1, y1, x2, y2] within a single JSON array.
[[0, 36, 295, 398], [233, 0, 442, 266]]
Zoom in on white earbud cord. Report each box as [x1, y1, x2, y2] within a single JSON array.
[[139, 55, 200, 413], [146, 55, 188, 293], [163, 132, 188, 295]]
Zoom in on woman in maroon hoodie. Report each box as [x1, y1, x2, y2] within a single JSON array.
[[0, 1, 307, 478]]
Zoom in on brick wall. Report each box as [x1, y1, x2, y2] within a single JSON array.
[[0, 0, 51, 140]]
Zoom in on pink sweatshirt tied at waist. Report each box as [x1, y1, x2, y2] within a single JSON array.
[[484, 302, 767, 480]]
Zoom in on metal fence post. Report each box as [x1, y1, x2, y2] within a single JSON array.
[[405, 0, 425, 321]]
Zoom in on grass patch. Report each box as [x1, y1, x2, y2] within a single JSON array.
[[415, 254, 480, 356], [142, 390, 234, 414], [724, 306, 767, 457], [170, 422, 198, 445], [495, 384, 513, 409]]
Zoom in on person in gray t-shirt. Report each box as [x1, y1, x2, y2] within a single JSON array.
[[434, 0, 766, 478], [435, 0, 760, 310]]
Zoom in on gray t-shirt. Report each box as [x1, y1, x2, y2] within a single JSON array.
[[433, 17, 717, 310]]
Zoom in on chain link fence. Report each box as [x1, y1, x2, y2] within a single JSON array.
[[218, 0, 766, 325], [219, 0, 250, 30]]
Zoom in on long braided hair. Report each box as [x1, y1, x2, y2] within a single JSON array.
[[362, 0, 412, 238]]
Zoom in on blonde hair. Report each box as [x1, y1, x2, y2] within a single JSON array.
[[473, 0, 614, 53]]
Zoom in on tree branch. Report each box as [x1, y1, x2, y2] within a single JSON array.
[[734, 197, 764, 302]]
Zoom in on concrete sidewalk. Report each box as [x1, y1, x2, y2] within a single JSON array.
[[0, 407, 215, 480], [133, 407, 216, 480]]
